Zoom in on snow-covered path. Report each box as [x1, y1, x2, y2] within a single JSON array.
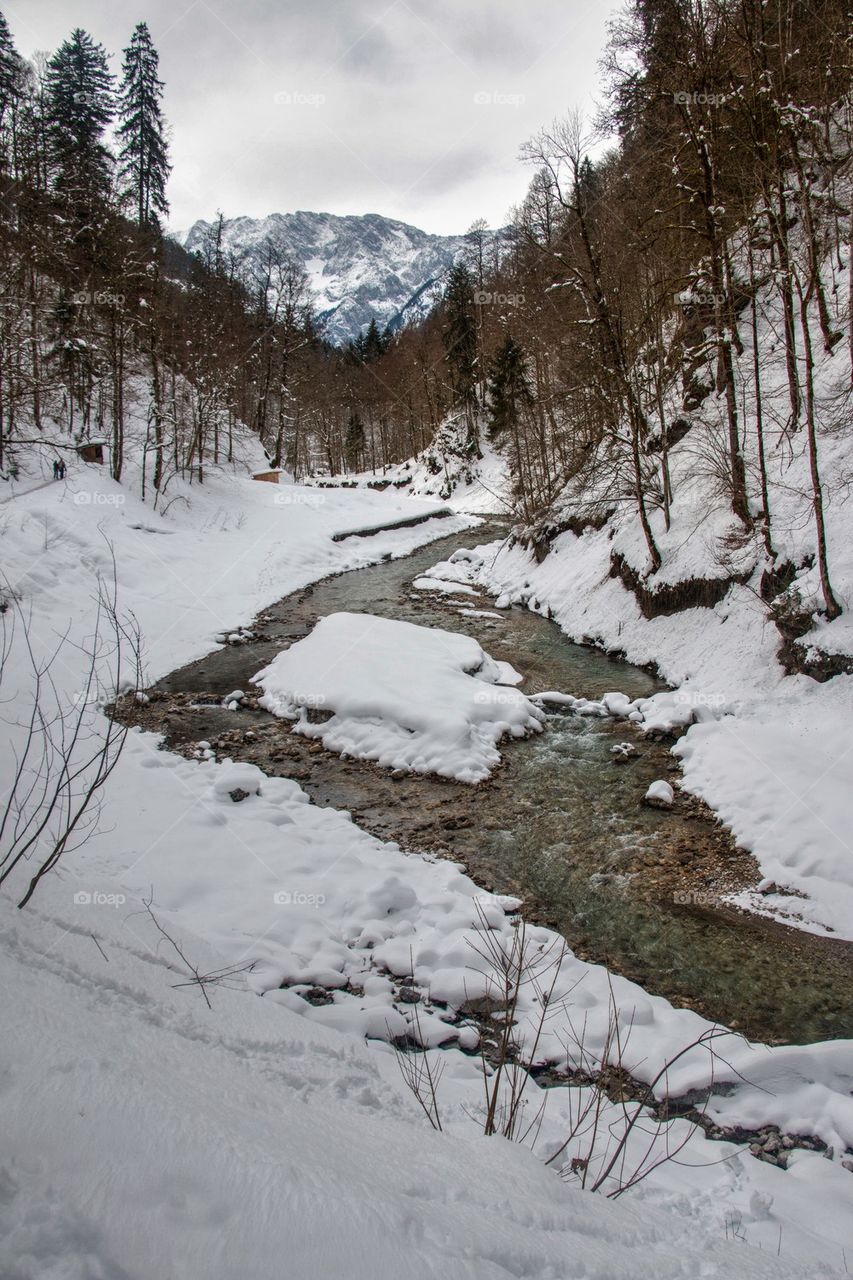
[[0, 475, 63, 504]]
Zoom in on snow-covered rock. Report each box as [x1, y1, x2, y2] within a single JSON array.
[[253, 612, 544, 782], [644, 779, 675, 808]]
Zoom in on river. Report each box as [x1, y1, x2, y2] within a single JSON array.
[[136, 518, 853, 1045]]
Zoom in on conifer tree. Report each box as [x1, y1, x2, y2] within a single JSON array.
[[361, 316, 385, 362], [116, 22, 170, 227], [0, 11, 23, 144], [45, 28, 114, 210], [344, 409, 365, 471], [442, 262, 478, 449], [487, 336, 532, 439]]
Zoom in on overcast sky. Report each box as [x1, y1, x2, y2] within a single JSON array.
[[11, 1, 621, 235]]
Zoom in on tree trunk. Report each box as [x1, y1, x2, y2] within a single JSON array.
[[799, 284, 840, 619]]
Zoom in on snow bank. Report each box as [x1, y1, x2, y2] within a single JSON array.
[[2, 876, 819, 1280], [415, 200, 853, 946], [424, 519, 853, 939], [309, 438, 512, 515], [253, 611, 544, 782]]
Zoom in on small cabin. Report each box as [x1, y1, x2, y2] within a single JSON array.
[[77, 440, 105, 464], [252, 469, 282, 484]]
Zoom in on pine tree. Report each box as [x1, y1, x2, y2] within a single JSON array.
[[346, 317, 386, 365], [487, 336, 532, 440], [0, 11, 24, 216], [116, 22, 170, 227], [487, 335, 534, 515], [344, 409, 365, 471], [45, 28, 114, 210], [0, 11, 23, 140], [361, 316, 385, 362], [442, 262, 478, 449]]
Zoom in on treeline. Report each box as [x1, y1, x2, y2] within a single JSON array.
[[340, 0, 852, 619], [1, 0, 851, 605], [0, 14, 435, 493]]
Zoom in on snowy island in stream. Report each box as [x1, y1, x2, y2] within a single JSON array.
[[252, 611, 545, 782]]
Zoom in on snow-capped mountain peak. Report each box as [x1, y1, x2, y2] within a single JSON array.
[[179, 210, 502, 345]]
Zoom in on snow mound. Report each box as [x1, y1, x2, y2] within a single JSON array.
[[645, 779, 675, 808], [253, 612, 544, 782]]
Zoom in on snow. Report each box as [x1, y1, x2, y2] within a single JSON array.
[[428, 503, 853, 938], [2, 429, 853, 1273], [253, 611, 544, 782], [180, 211, 501, 346], [645, 779, 675, 807], [3, 879, 822, 1280], [412, 574, 479, 594], [310, 439, 513, 515]]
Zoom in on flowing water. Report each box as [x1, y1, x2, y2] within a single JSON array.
[[150, 519, 853, 1044]]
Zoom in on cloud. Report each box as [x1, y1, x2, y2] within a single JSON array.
[[11, 0, 620, 234]]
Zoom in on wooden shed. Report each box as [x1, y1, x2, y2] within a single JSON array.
[[252, 469, 282, 484], [77, 439, 106, 464]]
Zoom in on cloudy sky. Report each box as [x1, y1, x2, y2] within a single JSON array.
[[12, 1, 621, 235]]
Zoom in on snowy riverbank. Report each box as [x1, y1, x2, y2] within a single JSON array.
[[1, 453, 851, 1275], [421, 532, 853, 944]]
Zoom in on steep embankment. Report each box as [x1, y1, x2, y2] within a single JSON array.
[[311, 432, 512, 515], [417, 193, 853, 943]]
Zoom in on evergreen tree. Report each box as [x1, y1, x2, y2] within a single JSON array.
[[486, 336, 533, 440], [361, 316, 385, 362], [0, 11, 24, 214], [347, 316, 386, 365], [0, 11, 23, 140], [442, 262, 478, 449], [116, 22, 170, 227], [45, 28, 114, 210]]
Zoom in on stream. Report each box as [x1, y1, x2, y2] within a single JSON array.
[[136, 518, 853, 1045]]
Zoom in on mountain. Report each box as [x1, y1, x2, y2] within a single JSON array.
[[178, 211, 502, 345]]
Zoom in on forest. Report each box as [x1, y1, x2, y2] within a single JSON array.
[[0, 2, 850, 618]]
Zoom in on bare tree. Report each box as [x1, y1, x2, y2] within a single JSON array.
[[0, 555, 142, 908]]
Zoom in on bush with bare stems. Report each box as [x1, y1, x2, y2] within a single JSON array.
[[395, 902, 739, 1199], [0, 554, 142, 908]]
